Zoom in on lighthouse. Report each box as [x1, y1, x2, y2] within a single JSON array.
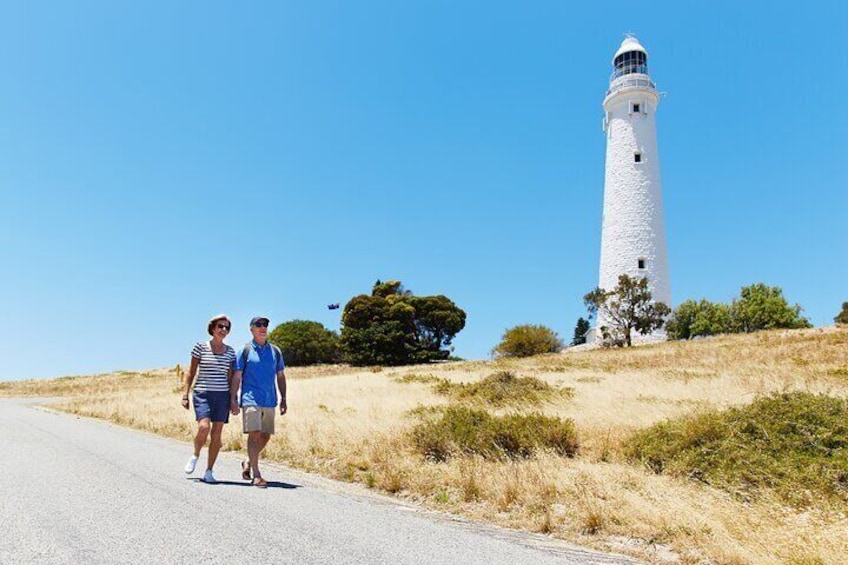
[[593, 35, 670, 341]]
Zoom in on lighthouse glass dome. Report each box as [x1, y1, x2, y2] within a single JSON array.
[[612, 50, 647, 80]]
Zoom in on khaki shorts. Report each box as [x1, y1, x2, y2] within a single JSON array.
[[242, 406, 275, 434]]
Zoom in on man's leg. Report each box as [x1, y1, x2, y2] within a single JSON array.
[[249, 432, 272, 479], [207, 422, 224, 470], [248, 430, 263, 478], [257, 432, 271, 452]]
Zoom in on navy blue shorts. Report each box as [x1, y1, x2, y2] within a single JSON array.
[[193, 390, 230, 423]]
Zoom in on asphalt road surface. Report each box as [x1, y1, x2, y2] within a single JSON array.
[[0, 399, 641, 564]]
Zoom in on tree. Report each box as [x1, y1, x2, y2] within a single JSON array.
[[584, 274, 670, 347], [729, 283, 811, 333], [835, 302, 848, 325], [268, 320, 341, 366], [691, 301, 732, 337], [667, 299, 731, 340], [571, 317, 590, 346], [341, 280, 466, 366], [492, 324, 563, 358], [665, 299, 699, 340]]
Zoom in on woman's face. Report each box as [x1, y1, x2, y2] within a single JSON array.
[[212, 320, 231, 338]]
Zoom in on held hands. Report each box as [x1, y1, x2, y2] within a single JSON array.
[[180, 395, 189, 410], [230, 400, 240, 416]]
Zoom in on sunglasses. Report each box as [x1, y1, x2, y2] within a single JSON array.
[[252, 322, 269, 328], [216, 324, 231, 331]]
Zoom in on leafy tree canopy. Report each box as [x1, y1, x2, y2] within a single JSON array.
[[571, 317, 590, 346], [729, 283, 811, 333], [584, 274, 670, 347], [666, 299, 731, 340], [268, 320, 341, 366], [835, 302, 848, 325], [341, 280, 466, 366], [492, 324, 563, 358]]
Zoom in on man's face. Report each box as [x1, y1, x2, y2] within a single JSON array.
[[251, 320, 269, 342]]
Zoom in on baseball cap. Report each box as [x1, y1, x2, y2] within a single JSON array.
[[250, 316, 270, 327]]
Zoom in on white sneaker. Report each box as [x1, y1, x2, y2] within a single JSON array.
[[184, 455, 198, 474], [202, 469, 216, 484]]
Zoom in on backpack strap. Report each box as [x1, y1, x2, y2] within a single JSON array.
[[270, 344, 282, 370], [241, 344, 252, 372]]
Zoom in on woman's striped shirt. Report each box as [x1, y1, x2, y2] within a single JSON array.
[[191, 341, 235, 392]]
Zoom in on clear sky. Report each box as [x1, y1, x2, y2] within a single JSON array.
[[1, 1, 846, 381]]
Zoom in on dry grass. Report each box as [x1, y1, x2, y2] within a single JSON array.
[[3, 326, 848, 564]]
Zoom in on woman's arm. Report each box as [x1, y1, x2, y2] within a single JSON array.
[[181, 356, 199, 410]]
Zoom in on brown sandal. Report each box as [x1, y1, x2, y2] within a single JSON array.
[[252, 477, 268, 488], [241, 460, 251, 481]]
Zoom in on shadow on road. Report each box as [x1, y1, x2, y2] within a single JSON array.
[[187, 478, 302, 489]]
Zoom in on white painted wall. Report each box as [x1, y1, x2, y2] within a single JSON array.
[[594, 71, 670, 338]]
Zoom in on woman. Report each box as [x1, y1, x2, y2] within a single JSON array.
[[181, 314, 236, 483]]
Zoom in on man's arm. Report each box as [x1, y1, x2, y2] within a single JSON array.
[[277, 370, 287, 415], [230, 370, 242, 415]]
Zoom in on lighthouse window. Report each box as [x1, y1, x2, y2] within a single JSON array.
[[638, 258, 646, 269], [632, 103, 640, 113], [634, 152, 642, 163]]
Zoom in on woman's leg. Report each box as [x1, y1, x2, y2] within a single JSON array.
[[207, 422, 224, 470], [193, 418, 211, 456]]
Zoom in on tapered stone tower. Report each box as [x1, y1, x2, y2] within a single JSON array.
[[593, 35, 670, 340]]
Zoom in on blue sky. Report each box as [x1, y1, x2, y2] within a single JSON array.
[[1, 1, 846, 381]]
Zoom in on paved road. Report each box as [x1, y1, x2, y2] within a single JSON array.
[[0, 399, 640, 564]]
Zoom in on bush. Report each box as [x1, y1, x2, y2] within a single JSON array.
[[492, 324, 563, 358], [667, 284, 812, 341], [626, 392, 848, 506], [411, 405, 578, 461], [268, 320, 341, 366]]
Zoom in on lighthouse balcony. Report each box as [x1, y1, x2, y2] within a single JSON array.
[[606, 74, 656, 97]]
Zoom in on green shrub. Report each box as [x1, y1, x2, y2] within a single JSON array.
[[492, 324, 563, 358], [668, 284, 812, 340], [268, 320, 341, 366], [410, 405, 578, 461], [626, 392, 848, 506]]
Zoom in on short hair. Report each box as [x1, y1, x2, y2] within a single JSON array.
[[207, 314, 232, 336]]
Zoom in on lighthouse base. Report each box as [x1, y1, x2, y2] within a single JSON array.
[[586, 327, 667, 347]]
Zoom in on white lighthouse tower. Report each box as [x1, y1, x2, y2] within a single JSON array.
[[593, 35, 670, 341]]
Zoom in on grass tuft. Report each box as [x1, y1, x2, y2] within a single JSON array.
[[431, 371, 572, 406]]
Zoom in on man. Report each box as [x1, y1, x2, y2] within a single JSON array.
[[230, 316, 287, 488]]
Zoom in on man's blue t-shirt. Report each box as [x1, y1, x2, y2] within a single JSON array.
[[235, 340, 286, 408]]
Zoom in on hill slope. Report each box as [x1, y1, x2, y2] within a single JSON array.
[[3, 326, 848, 564]]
